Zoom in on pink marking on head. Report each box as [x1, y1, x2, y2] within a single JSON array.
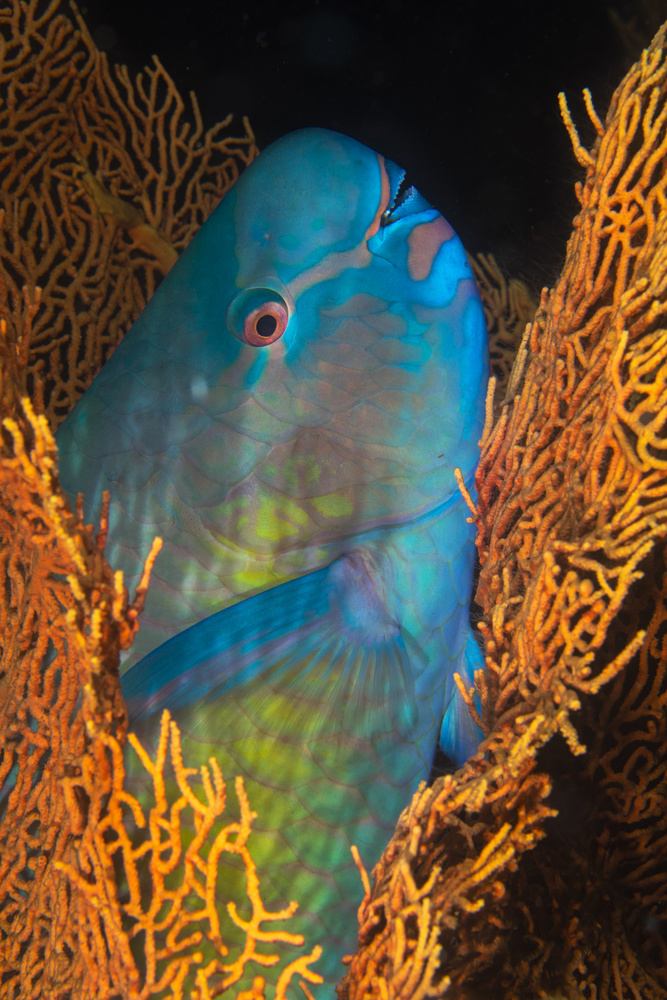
[[407, 216, 456, 281], [365, 154, 392, 241]]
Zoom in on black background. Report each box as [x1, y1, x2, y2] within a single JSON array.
[[77, 0, 652, 289]]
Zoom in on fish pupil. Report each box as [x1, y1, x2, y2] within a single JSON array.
[[255, 313, 278, 338]]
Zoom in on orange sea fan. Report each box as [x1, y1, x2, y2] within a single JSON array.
[[55, 710, 323, 1000], [3, 1, 667, 998], [0, 0, 257, 430], [0, 327, 321, 999], [470, 253, 537, 397], [0, 266, 320, 1000], [0, 2, 319, 996]]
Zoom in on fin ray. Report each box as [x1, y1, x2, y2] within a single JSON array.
[[122, 551, 419, 743]]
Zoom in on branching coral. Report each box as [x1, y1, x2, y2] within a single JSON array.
[[0, 0, 257, 429], [4, 1, 667, 997], [0, 272, 320, 1000], [56, 711, 322, 1000], [0, 307, 156, 995], [0, 2, 319, 997], [471, 253, 536, 397], [0, 317, 321, 999], [339, 21, 667, 1000]]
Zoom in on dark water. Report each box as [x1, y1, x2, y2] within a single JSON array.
[[78, 0, 637, 288]]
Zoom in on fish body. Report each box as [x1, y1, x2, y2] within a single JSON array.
[[56, 128, 488, 992]]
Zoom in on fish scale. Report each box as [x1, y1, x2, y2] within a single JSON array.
[[55, 128, 489, 994]]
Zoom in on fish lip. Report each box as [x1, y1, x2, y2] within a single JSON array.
[[381, 179, 425, 227], [381, 167, 409, 227]]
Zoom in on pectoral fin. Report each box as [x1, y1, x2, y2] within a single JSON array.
[[439, 623, 484, 767], [122, 551, 419, 741]]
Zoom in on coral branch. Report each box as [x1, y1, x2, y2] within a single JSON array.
[[471, 252, 537, 398], [54, 712, 321, 999], [0, 0, 258, 429]]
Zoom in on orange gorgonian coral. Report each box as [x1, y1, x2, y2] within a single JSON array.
[[56, 710, 323, 1000], [0, 310, 155, 996], [0, 0, 258, 430], [471, 253, 536, 397], [0, 378, 321, 996], [0, 3, 321, 997], [340, 20, 667, 1000], [0, 261, 321, 1000], [4, 1, 667, 997]]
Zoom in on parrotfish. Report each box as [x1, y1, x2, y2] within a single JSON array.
[[56, 128, 488, 993]]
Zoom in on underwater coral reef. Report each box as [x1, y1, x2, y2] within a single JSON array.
[[1, 1, 666, 998]]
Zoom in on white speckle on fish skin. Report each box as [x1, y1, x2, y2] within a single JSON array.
[[191, 374, 209, 402]]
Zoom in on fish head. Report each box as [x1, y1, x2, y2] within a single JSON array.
[[123, 128, 487, 551], [57, 129, 488, 656]]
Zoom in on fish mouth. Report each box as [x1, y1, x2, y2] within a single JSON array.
[[380, 157, 431, 227]]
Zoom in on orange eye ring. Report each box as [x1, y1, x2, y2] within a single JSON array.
[[243, 301, 289, 346]]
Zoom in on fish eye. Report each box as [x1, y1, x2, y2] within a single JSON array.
[[256, 314, 276, 337], [243, 300, 289, 346], [226, 284, 293, 347]]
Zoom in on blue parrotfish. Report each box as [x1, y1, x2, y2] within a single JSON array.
[[55, 128, 489, 993]]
